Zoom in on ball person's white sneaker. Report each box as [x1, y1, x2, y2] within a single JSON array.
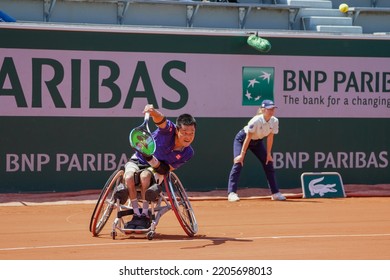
[[228, 192, 240, 202], [271, 192, 286, 201]]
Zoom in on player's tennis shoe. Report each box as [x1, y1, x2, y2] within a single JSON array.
[[228, 192, 240, 202], [125, 215, 141, 229], [125, 214, 151, 230], [271, 192, 286, 201]]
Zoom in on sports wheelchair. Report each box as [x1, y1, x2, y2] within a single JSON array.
[[89, 168, 198, 240]]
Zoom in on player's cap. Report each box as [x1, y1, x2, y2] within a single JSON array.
[[261, 99, 277, 109]]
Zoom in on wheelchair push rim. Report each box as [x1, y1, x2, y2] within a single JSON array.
[[164, 172, 198, 237], [89, 169, 124, 236]]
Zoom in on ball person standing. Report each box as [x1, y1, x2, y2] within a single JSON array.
[[227, 99, 286, 202]]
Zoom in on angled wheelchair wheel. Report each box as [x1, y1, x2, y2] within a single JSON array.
[[164, 172, 198, 237], [89, 169, 124, 236]]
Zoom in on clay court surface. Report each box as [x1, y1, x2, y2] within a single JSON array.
[[0, 188, 389, 260]]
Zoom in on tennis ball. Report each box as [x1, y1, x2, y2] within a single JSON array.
[[339, 3, 349, 13]]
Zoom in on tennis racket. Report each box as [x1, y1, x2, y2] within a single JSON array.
[[129, 113, 156, 156]]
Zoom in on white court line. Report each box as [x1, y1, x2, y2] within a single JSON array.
[[1, 232, 390, 252]]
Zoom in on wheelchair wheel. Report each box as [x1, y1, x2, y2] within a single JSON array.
[[89, 169, 124, 236], [164, 172, 198, 237]]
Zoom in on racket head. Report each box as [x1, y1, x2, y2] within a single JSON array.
[[129, 128, 156, 156]]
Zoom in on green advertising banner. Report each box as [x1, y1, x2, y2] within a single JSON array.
[[0, 24, 389, 193]]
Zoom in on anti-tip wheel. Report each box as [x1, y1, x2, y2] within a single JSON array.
[[147, 231, 155, 240]]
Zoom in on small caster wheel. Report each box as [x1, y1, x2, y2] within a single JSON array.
[[147, 231, 155, 240], [111, 231, 117, 240]]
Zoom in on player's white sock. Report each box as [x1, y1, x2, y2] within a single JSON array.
[[131, 199, 141, 216], [142, 201, 149, 217]]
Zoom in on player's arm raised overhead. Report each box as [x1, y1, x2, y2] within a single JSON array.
[[143, 104, 166, 128]]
